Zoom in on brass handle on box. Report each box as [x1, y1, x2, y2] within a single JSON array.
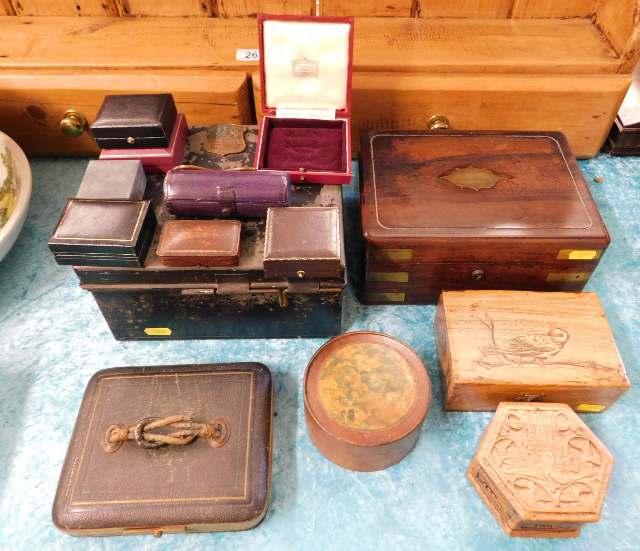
[[60, 110, 88, 138], [471, 269, 485, 281], [427, 115, 450, 131]]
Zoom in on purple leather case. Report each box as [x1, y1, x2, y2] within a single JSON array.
[[164, 169, 291, 218]]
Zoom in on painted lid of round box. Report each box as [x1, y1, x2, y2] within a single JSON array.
[[304, 331, 430, 471]]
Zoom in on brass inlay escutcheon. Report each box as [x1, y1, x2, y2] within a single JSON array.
[[556, 249, 602, 261], [364, 292, 406, 303], [205, 125, 247, 156], [368, 271, 409, 283], [439, 165, 510, 192], [318, 343, 416, 431], [370, 248, 413, 262]]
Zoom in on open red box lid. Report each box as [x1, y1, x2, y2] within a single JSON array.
[[257, 15, 354, 120]]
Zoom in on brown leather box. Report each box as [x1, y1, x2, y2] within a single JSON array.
[[264, 206, 342, 279], [436, 291, 630, 412], [359, 130, 610, 305], [156, 220, 241, 267], [304, 332, 430, 472], [52, 363, 273, 537]]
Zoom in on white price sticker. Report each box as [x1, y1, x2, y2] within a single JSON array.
[[236, 49, 260, 62]]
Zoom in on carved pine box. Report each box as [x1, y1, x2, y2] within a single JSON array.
[[436, 291, 630, 412], [468, 402, 614, 538], [53, 363, 273, 536], [359, 130, 610, 305]]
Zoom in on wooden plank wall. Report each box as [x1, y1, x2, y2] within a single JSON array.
[[0, 0, 602, 17]]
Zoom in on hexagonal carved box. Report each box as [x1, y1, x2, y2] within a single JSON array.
[[468, 402, 613, 538]]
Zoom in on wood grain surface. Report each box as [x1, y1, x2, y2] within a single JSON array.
[[0, 70, 250, 155], [468, 402, 613, 537], [436, 291, 630, 411]]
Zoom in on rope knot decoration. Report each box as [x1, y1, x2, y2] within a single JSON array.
[[102, 415, 230, 453]]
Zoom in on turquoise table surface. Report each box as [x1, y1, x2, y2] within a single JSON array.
[[0, 156, 638, 551]]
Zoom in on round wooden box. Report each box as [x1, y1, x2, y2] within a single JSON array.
[[303, 331, 431, 471]]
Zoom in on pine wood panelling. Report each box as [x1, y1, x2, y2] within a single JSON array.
[[0, 0, 15, 14], [0, 69, 251, 155], [594, 0, 640, 73], [511, 0, 596, 18], [216, 0, 314, 17], [320, 0, 413, 17], [0, 16, 623, 75], [116, 0, 215, 16], [10, 0, 118, 16], [417, 0, 512, 18]]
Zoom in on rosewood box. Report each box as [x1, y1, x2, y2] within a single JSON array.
[[304, 332, 430, 472], [254, 15, 354, 184], [100, 113, 188, 174], [90, 94, 177, 150], [468, 402, 613, 538], [156, 220, 241, 267], [264, 207, 342, 279], [436, 290, 630, 412], [359, 131, 610, 304], [163, 167, 291, 218], [53, 363, 273, 536], [77, 160, 146, 201]]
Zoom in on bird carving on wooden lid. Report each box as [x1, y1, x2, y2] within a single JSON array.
[[479, 314, 569, 368]]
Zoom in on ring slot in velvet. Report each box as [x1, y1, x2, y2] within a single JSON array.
[[164, 169, 291, 218]]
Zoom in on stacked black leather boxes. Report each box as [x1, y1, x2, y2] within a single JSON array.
[[49, 199, 156, 268]]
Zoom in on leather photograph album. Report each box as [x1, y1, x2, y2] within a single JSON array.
[[52, 363, 273, 536], [90, 93, 178, 150], [156, 219, 242, 267]]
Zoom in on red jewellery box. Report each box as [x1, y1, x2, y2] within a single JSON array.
[[255, 15, 354, 185], [100, 113, 188, 174]]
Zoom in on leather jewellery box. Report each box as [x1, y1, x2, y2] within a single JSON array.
[[360, 130, 610, 305], [77, 160, 146, 201], [73, 124, 347, 340], [90, 94, 178, 150], [100, 113, 188, 174], [468, 402, 613, 538], [164, 167, 291, 218], [605, 76, 640, 156], [304, 332, 430, 472], [254, 15, 354, 184], [48, 199, 156, 268], [436, 290, 630, 413], [156, 220, 241, 267], [264, 206, 342, 279], [52, 363, 273, 536]]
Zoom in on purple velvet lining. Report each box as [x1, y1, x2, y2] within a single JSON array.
[[263, 118, 346, 172]]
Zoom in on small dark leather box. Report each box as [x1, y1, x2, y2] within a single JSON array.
[[90, 94, 178, 150], [156, 219, 242, 267], [264, 206, 342, 279], [164, 168, 291, 218], [52, 363, 273, 536], [48, 199, 156, 267]]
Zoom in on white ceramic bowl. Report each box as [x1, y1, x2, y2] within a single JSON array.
[[0, 132, 32, 262]]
